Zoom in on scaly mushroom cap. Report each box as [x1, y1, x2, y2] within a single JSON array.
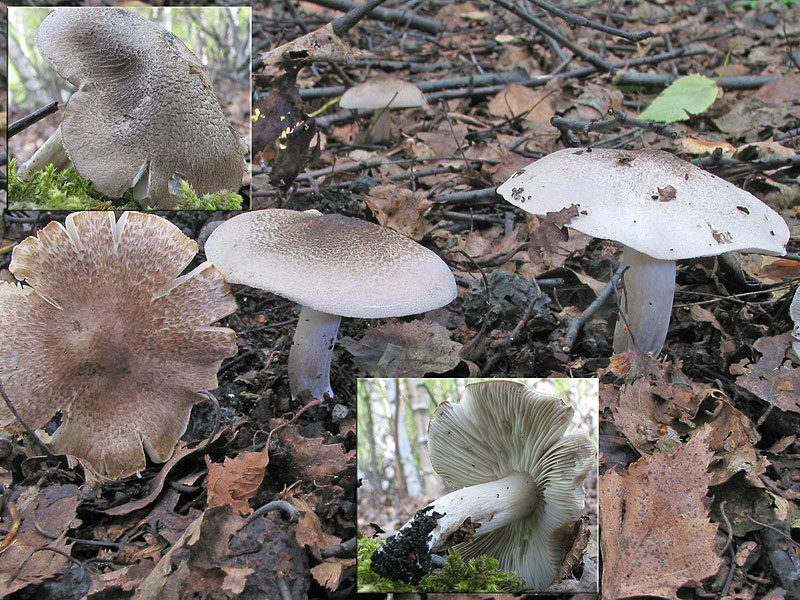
[[428, 380, 595, 590], [497, 148, 789, 260], [37, 8, 247, 209], [0, 212, 237, 479], [339, 76, 427, 110], [205, 209, 456, 319]]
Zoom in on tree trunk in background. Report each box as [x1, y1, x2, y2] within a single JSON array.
[[410, 379, 440, 495], [357, 380, 382, 492]]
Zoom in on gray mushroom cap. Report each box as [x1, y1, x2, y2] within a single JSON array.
[[339, 76, 427, 110], [204, 209, 456, 319], [428, 380, 594, 590], [37, 7, 247, 209], [497, 148, 789, 260]]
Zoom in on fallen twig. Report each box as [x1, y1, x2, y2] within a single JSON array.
[[551, 108, 679, 142], [0, 380, 55, 458], [563, 264, 626, 352], [8, 102, 59, 139], [307, 0, 443, 34], [528, 0, 653, 42]]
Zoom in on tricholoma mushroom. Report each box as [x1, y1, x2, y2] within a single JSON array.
[[372, 380, 595, 590], [205, 209, 456, 400], [0, 212, 237, 479], [17, 7, 247, 209], [497, 148, 790, 356]]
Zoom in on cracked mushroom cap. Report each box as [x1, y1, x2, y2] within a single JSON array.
[[204, 209, 456, 319], [0, 212, 237, 479], [339, 76, 427, 110], [497, 148, 789, 260], [37, 7, 247, 209], [428, 380, 595, 590]]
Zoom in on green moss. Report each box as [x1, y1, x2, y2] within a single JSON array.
[[357, 534, 525, 594], [8, 159, 243, 210]]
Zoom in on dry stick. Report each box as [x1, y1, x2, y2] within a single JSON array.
[[491, 0, 613, 71], [320, 536, 356, 558], [691, 153, 800, 170], [551, 107, 679, 141], [0, 380, 55, 458], [244, 500, 300, 526], [614, 71, 780, 90], [6, 547, 88, 586], [528, 0, 654, 42], [8, 101, 58, 139], [563, 263, 626, 352], [307, 0, 443, 34], [718, 500, 737, 597], [331, 0, 392, 36]]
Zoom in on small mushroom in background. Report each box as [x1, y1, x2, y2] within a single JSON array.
[[791, 286, 800, 359], [371, 380, 595, 590], [204, 209, 456, 400], [496, 148, 790, 356], [17, 7, 248, 209], [0, 212, 237, 479], [339, 76, 427, 143]]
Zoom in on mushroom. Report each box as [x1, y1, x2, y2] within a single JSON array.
[[496, 148, 790, 355], [0, 212, 237, 479], [372, 380, 595, 590], [17, 7, 247, 209], [339, 76, 427, 143], [204, 209, 456, 400]]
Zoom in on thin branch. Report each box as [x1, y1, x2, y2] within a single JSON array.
[[331, 0, 391, 37], [528, 0, 654, 42], [307, 0, 443, 34], [8, 102, 59, 139], [0, 379, 55, 458], [563, 263, 626, 352]]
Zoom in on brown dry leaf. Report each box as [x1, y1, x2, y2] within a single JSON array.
[[565, 81, 624, 121], [260, 23, 367, 64], [740, 256, 800, 283], [600, 425, 722, 600], [732, 332, 800, 414], [734, 140, 797, 159], [136, 504, 309, 599], [206, 445, 271, 516], [753, 73, 800, 104], [291, 494, 340, 560], [364, 184, 434, 241], [680, 137, 735, 155], [275, 421, 354, 486], [0, 485, 82, 597], [487, 84, 554, 123], [340, 319, 462, 377], [311, 558, 356, 591]]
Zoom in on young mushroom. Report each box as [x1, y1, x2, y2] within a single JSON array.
[[17, 7, 247, 209], [0, 212, 237, 479], [339, 76, 427, 143], [372, 380, 595, 590], [204, 209, 456, 400], [497, 148, 790, 355]]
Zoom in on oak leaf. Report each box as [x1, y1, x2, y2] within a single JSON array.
[[600, 425, 722, 599], [206, 446, 270, 516], [732, 332, 800, 414]]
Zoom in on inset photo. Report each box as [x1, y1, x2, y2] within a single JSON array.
[[357, 378, 598, 594], [7, 6, 251, 210]]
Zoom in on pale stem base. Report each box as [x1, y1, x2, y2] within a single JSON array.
[[288, 306, 341, 400], [410, 472, 539, 552], [18, 125, 72, 180], [612, 246, 677, 356]]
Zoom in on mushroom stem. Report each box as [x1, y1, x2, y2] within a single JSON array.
[[413, 472, 539, 552], [17, 125, 72, 180], [612, 246, 677, 356], [288, 305, 341, 399]]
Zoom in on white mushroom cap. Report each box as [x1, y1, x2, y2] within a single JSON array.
[[36, 7, 247, 209], [339, 76, 427, 110], [428, 380, 595, 590], [0, 212, 237, 479], [497, 148, 789, 259], [204, 209, 456, 319]]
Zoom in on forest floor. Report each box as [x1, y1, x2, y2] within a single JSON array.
[[0, 0, 798, 598]]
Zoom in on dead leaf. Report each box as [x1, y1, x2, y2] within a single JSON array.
[[732, 332, 800, 414], [680, 137, 735, 155], [488, 84, 554, 123], [600, 425, 722, 599], [260, 23, 367, 65], [753, 73, 800, 104], [364, 184, 434, 241], [311, 558, 356, 591], [291, 494, 340, 560], [340, 319, 462, 377], [206, 446, 270, 516], [0, 485, 83, 597]]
